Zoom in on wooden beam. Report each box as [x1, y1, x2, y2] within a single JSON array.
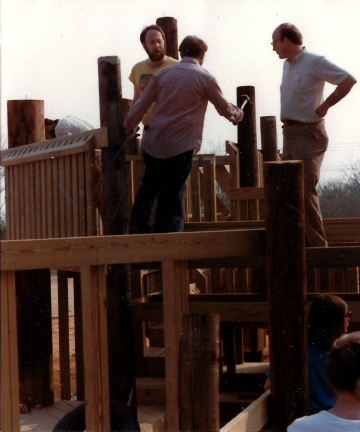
[[1, 229, 266, 271], [265, 161, 308, 429], [162, 260, 189, 431], [220, 390, 270, 432], [81, 265, 110, 432], [1, 271, 21, 432], [178, 314, 220, 432], [228, 187, 265, 201], [58, 271, 71, 400]]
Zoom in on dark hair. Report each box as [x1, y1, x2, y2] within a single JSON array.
[[44, 118, 59, 139], [140, 25, 165, 45], [307, 295, 348, 350], [179, 36, 208, 59], [326, 332, 360, 393], [276, 23, 303, 45]]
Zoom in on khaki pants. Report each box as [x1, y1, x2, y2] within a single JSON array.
[[282, 120, 328, 247]]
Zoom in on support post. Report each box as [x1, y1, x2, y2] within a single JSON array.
[[178, 314, 220, 432], [265, 161, 308, 431], [7, 100, 53, 408], [98, 57, 137, 415], [156, 17, 179, 59], [260, 116, 278, 163], [162, 260, 189, 431]]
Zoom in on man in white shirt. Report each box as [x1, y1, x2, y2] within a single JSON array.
[[272, 23, 356, 247], [288, 332, 360, 432]]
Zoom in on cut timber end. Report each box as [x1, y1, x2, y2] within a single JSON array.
[[97, 56, 119, 64]]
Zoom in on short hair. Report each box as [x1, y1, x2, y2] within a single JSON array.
[[326, 332, 360, 393], [179, 36, 208, 59], [140, 25, 165, 45], [275, 23, 303, 45], [307, 295, 348, 350]]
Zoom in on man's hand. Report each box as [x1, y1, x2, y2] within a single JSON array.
[[123, 121, 133, 138], [232, 109, 244, 125], [315, 101, 330, 118]]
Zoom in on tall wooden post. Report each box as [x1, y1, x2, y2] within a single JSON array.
[[7, 100, 54, 408], [178, 314, 220, 432], [260, 116, 278, 163], [98, 57, 137, 416], [156, 17, 179, 59], [265, 161, 308, 431]]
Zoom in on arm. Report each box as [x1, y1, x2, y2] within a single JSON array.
[[207, 78, 244, 123], [124, 77, 157, 132], [316, 75, 357, 117]]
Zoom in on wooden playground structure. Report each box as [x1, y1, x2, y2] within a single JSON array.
[[2, 16, 360, 432]]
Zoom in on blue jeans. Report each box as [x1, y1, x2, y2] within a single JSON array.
[[129, 150, 193, 234]]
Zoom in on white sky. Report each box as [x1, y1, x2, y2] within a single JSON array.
[[2, 0, 360, 182]]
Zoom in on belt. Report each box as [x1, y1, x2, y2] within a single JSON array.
[[143, 125, 150, 131], [283, 119, 321, 125]]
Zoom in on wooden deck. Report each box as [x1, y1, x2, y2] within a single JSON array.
[[20, 400, 166, 432]]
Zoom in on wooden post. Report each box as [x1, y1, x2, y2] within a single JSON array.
[[58, 270, 71, 400], [7, 100, 54, 408], [98, 56, 137, 415], [265, 161, 308, 431], [260, 116, 278, 163], [156, 17, 179, 59], [178, 314, 220, 432], [162, 260, 189, 431]]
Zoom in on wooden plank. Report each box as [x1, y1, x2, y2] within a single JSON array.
[[6, 167, 14, 239], [52, 158, 60, 238], [226, 141, 240, 221], [58, 271, 71, 400], [78, 154, 86, 237], [19, 163, 26, 239], [220, 390, 270, 432], [84, 151, 96, 236], [40, 159, 47, 239], [216, 165, 231, 197], [1, 229, 266, 271], [190, 158, 201, 222], [73, 272, 85, 401], [201, 157, 217, 221], [1, 271, 21, 432], [81, 265, 110, 432], [46, 159, 54, 239], [23, 163, 31, 239], [64, 155, 73, 238], [228, 187, 265, 201], [14, 164, 21, 239], [34, 161, 42, 239], [58, 157, 66, 238], [162, 260, 189, 431]]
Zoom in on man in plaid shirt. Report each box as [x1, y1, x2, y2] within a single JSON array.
[[124, 35, 244, 234]]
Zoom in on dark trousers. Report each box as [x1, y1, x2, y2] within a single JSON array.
[[129, 149, 193, 234]]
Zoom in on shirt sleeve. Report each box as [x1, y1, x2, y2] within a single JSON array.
[[129, 66, 136, 86], [312, 56, 350, 85], [125, 76, 157, 130], [206, 77, 243, 123]]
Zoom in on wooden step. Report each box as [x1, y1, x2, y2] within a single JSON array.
[[144, 347, 165, 377]]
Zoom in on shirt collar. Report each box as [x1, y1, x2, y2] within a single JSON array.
[[287, 47, 306, 64], [180, 57, 200, 66]]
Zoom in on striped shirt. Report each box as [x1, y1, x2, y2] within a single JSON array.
[[280, 49, 349, 122], [125, 57, 243, 159]]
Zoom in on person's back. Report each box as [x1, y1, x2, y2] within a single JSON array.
[[288, 332, 360, 431]]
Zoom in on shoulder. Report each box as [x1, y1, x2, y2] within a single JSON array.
[[165, 57, 179, 65], [131, 60, 148, 70], [288, 411, 328, 432]]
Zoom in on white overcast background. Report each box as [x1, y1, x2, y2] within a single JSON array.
[[2, 0, 360, 182]]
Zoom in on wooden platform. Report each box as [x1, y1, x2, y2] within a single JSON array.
[[20, 400, 166, 432]]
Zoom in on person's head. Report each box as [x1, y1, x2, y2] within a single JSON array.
[[44, 118, 59, 140], [179, 36, 208, 65], [307, 295, 350, 350], [272, 23, 303, 60], [140, 25, 166, 62], [326, 332, 360, 397]]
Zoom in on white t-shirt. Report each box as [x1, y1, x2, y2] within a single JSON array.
[[55, 115, 95, 137], [288, 410, 360, 432]]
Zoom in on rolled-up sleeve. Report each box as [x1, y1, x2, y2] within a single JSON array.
[[207, 78, 243, 122]]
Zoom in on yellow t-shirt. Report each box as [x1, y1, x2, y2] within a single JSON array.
[[129, 57, 178, 126]]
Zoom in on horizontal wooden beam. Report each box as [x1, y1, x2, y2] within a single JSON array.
[[132, 300, 360, 329], [307, 246, 360, 267], [228, 187, 265, 201], [1, 229, 266, 271], [220, 390, 270, 432]]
